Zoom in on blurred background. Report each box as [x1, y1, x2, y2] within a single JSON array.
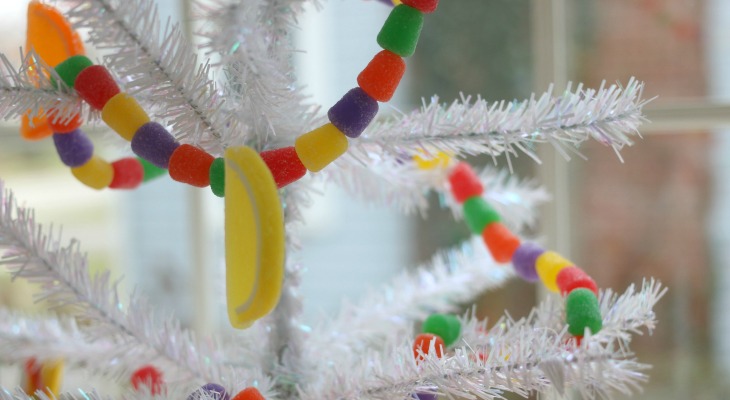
[[0, 0, 728, 398]]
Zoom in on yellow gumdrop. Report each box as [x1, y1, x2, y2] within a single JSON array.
[[536, 251, 573, 292], [413, 150, 452, 170], [294, 123, 349, 172], [71, 156, 114, 190], [101, 93, 150, 141], [392, 0, 402, 4], [40, 359, 64, 397], [225, 146, 285, 329]]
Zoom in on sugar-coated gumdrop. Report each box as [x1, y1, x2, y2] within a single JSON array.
[[294, 123, 349, 172], [535, 251, 572, 292], [357, 50, 406, 102], [53, 130, 93, 167], [138, 157, 167, 182], [188, 383, 230, 400], [462, 197, 500, 234], [556, 267, 598, 297], [130, 365, 164, 395], [71, 155, 114, 190], [328, 88, 379, 138], [422, 314, 461, 347], [26, 1, 85, 68], [131, 122, 180, 168], [401, 0, 439, 13], [21, 112, 53, 141], [232, 387, 265, 400], [102, 92, 151, 141], [511, 242, 544, 282], [209, 157, 225, 197], [413, 393, 437, 400], [377, 5, 424, 57], [225, 146, 285, 328], [413, 333, 445, 361], [74, 65, 121, 110], [565, 288, 602, 336], [109, 158, 144, 189], [482, 222, 521, 263], [47, 111, 82, 133], [53, 55, 93, 88], [168, 144, 215, 187], [260, 146, 307, 188], [448, 162, 483, 203]]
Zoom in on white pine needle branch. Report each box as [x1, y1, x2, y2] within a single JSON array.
[[194, 0, 320, 145], [0, 52, 80, 123], [355, 78, 648, 163], [0, 181, 225, 384], [306, 238, 514, 370], [62, 0, 233, 152], [303, 280, 664, 400]]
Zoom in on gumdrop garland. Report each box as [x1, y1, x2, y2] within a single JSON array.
[[443, 160, 603, 338], [130, 365, 265, 400]]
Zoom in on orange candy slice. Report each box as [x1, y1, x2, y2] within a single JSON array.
[[21, 1, 86, 140]]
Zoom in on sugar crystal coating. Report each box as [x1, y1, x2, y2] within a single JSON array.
[[377, 5, 424, 57], [328, 87, 379, 138], [209, 157, 226, 197], [565, 288, 602, 336], [71, 155, 114, 190], [556, 267, 598, 296], [357, 50, 406, 102], [294, 123, 349, 172], [260, 146, 307, 188], [402, 0, 439, 13], [131, 122, 180, 169], [53, 129, 93, 167], [74, 65, 121, 110], [168, 144, 215, 187], [102, 93, 151, 141]]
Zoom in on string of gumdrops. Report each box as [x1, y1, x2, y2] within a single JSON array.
[[31, 0, 600, 397]]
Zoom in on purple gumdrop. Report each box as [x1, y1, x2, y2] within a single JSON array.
[[187, 383, 230, 400], [511, 242, 544, 282], [327, 87, 379, 138], [131, 122, 180, 169], [53, 130, 94, 167], [376, 0, 395, 5], [412, 392, 438, 400]]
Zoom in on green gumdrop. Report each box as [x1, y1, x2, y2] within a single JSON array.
[[209, 157, 226, 198], [422, 313, 461, 347], [463, 197, 500, 234], [376, 5, 424, 57], [566, 288, 603, 336], [138, 157, 167, 182], [53, 55, 94, 89]]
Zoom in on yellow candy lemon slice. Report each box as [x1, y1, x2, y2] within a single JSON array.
[[22, 1, 86, 140], [225, 146, 285, 328]]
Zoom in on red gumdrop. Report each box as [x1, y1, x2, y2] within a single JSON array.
[[357, 50, 406, 102], [109, 157, 144, 189], [131, 365, 164, 395], [232, 387, 266, 400], [402, 0, 439, 13], [448, 162, 483, 203], [556, 267, 599, 297], [260, 146, 307, 188], [413, 333, 445, 362], [47, 111, 82, 133], [168, 144, 215, 187], [482, 222, 520, 263], [74, 65, 121, 110]]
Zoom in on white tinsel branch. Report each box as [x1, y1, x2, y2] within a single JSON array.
[[194, 0, 320, 145], [0, 181, 226, 385], [355, 78, 648, 163], [303, 280, 664, 400], [0, 52, 80, 123], [62, 0, 233, 152]]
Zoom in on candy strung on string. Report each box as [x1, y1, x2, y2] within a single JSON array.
[[71, 155, 114, 190], [565, 288, 603, 336], [535, 251, 572, 293], [209, 157, 226, 197], [377, 4, 425, 57], [139, 157, 167, 182], [74, 65, 121, 110], [188, 383, 230, 400], [231, 387, 265, 400], [422, 313, 461, 347], [109, 158, 144, 189], [511, 242, 544, 282], [294, 123, 349, 172], [448, 162, 484, 203], [102, 93, 151, 141], [482, 222, 520, 263], [131, 122, 180, 168], [53, 129, 93, 167], [52, 55, 93, 89], [462, 196, 500, 234], [130, 365, 165, 395], [169, 144, 215, 187], [357, 50, 406, 102], [556, 266, 599, 297], [328, 87, 379, 138], [259, 147, 307, 188], [402, 0, 439, 13], [225, 146, 285, 328]]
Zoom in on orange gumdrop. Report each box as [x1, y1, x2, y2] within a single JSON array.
[[482, 222, 521, 263], [21, 112, 53, 140], [26, 1, 85, 67], [168, 144, 215, 187], [413, 333, 445, 362], [357, 50, 406, 102]]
